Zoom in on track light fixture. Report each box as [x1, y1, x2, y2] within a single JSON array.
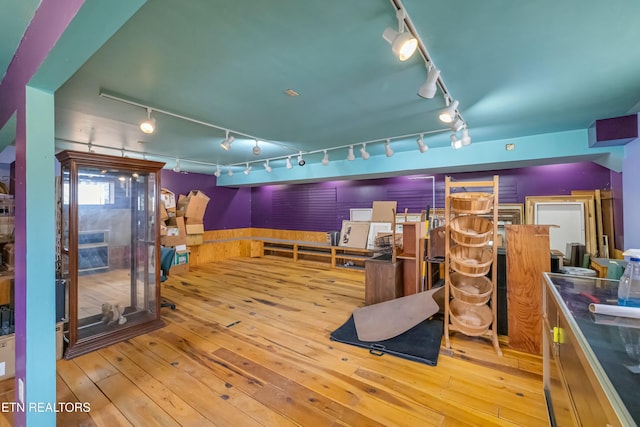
[[243, 162, 252, 175], [297, 152, 305, 166], [382, 9, 418, 61], [322, 150, 329, 166], [417, 133, 429, 153], [450, 133, 462, 150], [264, 160, 272, 173], [252, 140, 261, 155], [439, 99, 459, 124], [286, 156, 293, 169], [360, 143, 370, 160], [384, 139, 394, 157], [227, 167, 233, 177], [418, 66, 440, 99], [100, 90, 305, 163], [140, 108, 156, 134], [220, 130, 235, 151], [214, 165, 221, 177], [450, 117, 464, 132], [347, 145, 355, 161], [173, 159, 181, 173], [461, 128, 472, 146]]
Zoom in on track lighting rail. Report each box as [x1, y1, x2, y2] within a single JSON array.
[[99, 89, 301, 153]]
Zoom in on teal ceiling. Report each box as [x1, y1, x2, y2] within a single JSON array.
[[5, 0, 640, 182]]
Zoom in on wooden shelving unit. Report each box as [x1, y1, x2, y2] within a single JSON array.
[[396, 221, 426, 295], [261, 239, 374, 271], [444, 176, 502, 356]]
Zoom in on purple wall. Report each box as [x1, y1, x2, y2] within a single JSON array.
[[161, 170, 251, 229], [251, 162, 614, 232], [170, 161, 619, 242]]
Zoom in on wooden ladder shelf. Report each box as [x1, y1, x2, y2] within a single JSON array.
[[444, 175, 502, 356]]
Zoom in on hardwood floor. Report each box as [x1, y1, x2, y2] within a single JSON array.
[[0, 257, 549, 426]]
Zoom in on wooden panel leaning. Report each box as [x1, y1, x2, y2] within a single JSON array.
[[505, 224, 551, 354], [444, 175, 502, 356]]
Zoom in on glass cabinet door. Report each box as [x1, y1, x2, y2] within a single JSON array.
[[57, 150, 165, 359]]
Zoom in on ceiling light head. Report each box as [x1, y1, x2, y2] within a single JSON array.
[[264, 160, 272, 173], [140, 108, 156, 134], [347, 145, 355, 161], [439, 99, 459, 123], [297, 152, 305, 166], [220, 130, 235, 151], [252, 140, 261, 156], [214, 165, 221, 178], [382, 9, 417, 61], [417, 133, 429, 153], [286, 156, 293, 169], [173, 159, 181, 173], [243, 163, 252, 175], [321, 150, 329, 166], [227, 167, 233, 177], [360, 143, 370, 160], [384, 139, 394, 157], [449, 117, 464, 132], [418, 67, 441, 99], [450, 133, 462, 150], [461, 128, 472, 146], [382, 28, 418, 61]]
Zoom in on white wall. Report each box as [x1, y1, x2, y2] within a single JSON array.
[[623, 136, 640, 250]]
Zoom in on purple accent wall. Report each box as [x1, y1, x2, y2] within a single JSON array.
[[251, 162, 613, 232], [160, 170, 251, 229]]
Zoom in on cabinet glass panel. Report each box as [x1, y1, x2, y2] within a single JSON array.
[[74, 165, 151, 339]]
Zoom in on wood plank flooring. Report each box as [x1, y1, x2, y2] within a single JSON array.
[[0, 256, 549, 426]]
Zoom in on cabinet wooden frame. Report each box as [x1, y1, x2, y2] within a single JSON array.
[[56, 150, 166, 359]]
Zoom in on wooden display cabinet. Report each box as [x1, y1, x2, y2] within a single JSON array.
[[56, 150, 166, 359]]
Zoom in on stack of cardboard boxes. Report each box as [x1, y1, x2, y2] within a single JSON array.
[[160, 189, 210, 274], [177, 190, 209, 246]]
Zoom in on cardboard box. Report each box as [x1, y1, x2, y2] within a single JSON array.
[[0, 334, 14, 381], [174, 249, 189, 265], [3, 244, 14, 271], [161, 188, 176, 211], [372, 201, 397, 223], [0, 322, 63, 380], [160, 203, 169, 222], [161, 216, 187, 247], [161, 234, 186, 247], [170, 262, 189, 275], [0, 216, 14, 237], [186, 223, 204, 234], [186, 234, 203, 246], [177, 190, 210, 221]]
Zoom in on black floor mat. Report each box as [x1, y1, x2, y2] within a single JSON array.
[[330, 314, 444, 366]]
